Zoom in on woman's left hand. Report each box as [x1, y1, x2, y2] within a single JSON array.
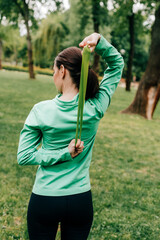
[[68, 139, 84, 158]]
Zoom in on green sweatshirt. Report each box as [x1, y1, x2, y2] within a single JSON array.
[[17, 35, 124, 196]]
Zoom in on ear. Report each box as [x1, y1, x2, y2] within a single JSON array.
[[60, 65, 66, 79]]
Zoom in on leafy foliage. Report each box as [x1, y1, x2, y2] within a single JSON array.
[[34, 13, 69, 68], [110, 0, 152, 80]]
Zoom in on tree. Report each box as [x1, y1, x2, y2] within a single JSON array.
[[0, 23, 14, 69], [122, 4, 160, 119], [64, 0, 92, 47], [111, 0, 156, 92], [0, 0, 36, 78], [111, 0, 136, 91], [0, 25, 5, 69], [66, 0, 109, 73], [0, 0, 38, 78], [125, 1, 135, 91], [0, 0, 64, 79], [17, 0, 35, 78], [91, 0, 100, 73], [91, 0, 108, 73], [0, 17, 7, 69], [34, 13, 69, 68], [3, 27, 27, 65]]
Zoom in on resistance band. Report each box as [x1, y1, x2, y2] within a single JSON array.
[[75, 45, 91, 146]]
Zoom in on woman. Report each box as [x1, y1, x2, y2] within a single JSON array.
[[17, 32, 124, 240]]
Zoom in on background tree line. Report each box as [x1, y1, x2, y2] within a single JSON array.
[[0, 0, 159, 119]]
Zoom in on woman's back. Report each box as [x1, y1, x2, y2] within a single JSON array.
[[24, 92, 101, 196]]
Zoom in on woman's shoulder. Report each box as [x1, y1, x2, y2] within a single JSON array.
[[33, 99, 56, 112], [34, 99, 52, 106]]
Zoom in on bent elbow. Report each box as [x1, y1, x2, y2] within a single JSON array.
[[17, 153, 27, 166], [17, 157, 24, 166]]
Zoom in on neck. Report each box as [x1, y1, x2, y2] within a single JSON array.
[[59, 85, 79, 101]]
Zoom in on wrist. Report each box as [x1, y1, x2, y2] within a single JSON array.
[[68, 146, 71, 154], [96, 34, 101, 45]]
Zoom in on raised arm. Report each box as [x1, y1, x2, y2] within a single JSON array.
[[79, 33, 124, 118], [17, 106, 73, 166]]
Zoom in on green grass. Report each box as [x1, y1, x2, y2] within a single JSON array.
[[0, 70, 160, 240]]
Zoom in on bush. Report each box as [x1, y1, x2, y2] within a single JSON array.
[[2, 65, 53, 76]]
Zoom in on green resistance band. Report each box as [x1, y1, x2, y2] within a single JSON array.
[[75, 45, 91, 146]]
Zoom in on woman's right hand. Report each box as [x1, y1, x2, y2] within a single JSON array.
[[79, 32, 101, 52], [68, 139, 84, 158]]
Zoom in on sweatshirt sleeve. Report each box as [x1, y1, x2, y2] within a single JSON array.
[[91, 35, 124, 118], [17, 106, 73, 166]]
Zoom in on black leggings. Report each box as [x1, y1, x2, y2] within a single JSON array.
[[27, 190, 93, 240]]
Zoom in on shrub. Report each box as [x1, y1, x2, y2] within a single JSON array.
[[2, 65, 53, 76]]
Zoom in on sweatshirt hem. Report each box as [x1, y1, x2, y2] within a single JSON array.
[[32, 185, 91, 197]]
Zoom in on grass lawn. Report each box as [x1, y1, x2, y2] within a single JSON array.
[[0, 70, 160, 240]]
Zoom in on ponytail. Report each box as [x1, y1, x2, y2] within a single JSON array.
[[55, 47, 99, 100], [86, 68, 99, 100]]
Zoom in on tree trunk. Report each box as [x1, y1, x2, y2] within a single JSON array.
[[0, 39, 2, 70], [26, 24, 35, 79], [23, 0, 35, 79], [12, 0, 35, 78], [126, 12, 135, 91], [92, 0, 100, 73], [122, 5, 160, 119]]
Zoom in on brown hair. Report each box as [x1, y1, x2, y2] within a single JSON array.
[[55, 47, 99, 100]]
